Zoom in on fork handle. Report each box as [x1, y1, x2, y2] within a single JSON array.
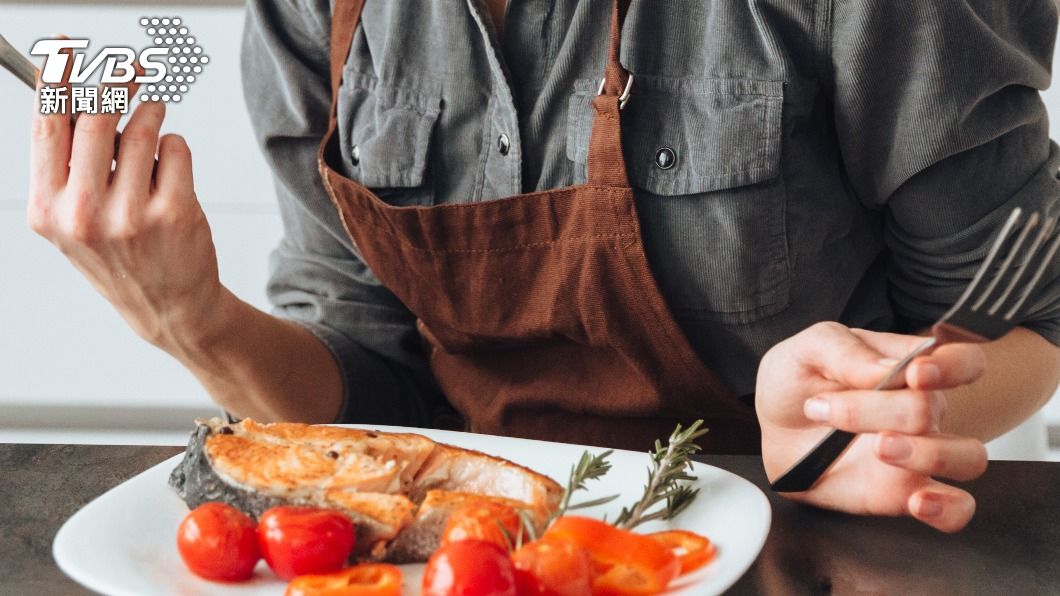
[[769, 336, 940, 492]]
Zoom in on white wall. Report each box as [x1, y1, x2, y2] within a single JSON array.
[[0, 5, 280, 436], [0, 4, 1057, 447]]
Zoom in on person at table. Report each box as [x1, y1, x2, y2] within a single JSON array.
[[26, 0, 1060, 532]]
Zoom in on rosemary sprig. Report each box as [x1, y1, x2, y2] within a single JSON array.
[[551, 449, 620, 523], [517, 449, 619, 544], [613, 420, 708, 530]]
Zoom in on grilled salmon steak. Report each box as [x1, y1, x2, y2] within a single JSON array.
[[169, 419, 562, 561]]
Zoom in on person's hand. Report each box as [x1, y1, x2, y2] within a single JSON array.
[[27, 62, 223, 354], [756, 322, 989, 532]]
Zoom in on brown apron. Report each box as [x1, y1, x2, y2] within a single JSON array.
[[317, 0, 760, 453]]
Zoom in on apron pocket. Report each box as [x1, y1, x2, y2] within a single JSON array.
[[337, 71, 441, 205], [566, 75, 790, 323]]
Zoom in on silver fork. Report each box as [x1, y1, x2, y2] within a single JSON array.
[[771, 207, 1060, 492], [0, 33, 37, 87]]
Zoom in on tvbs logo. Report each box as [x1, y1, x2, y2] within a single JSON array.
[[32, 17, 208, 114]]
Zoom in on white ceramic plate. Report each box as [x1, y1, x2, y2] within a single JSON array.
[[54, 425, 770, 595]]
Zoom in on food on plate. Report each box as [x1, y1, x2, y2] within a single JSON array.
[[170, 419, 718, 593], [168, 419, 562, 561], [544, 516, 681, 595], [440, 500, 523, 550], [510, 537, 593, 596], [422, 539, 517, 596], [284, 563, 403, 596], [648, 529, 716, 575], [258, 506, 356, 580], [176, 502, 260, 582]]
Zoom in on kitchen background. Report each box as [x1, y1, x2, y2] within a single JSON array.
[[0, 3, 1058, 459]]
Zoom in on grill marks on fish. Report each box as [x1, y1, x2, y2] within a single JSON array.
[[169, 419, 562, 562]]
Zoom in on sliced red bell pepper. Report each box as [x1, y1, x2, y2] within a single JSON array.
[[284, 563, 402, 596], [648, 530, 716, 574], [543, 516, 680, 595]]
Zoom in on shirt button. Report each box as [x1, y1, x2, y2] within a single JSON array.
[[497, 134, 511, 156], [655, 147, 676, 170], [351, 144, 361, 166]]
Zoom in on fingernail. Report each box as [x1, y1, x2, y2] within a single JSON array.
[[804, 398, 831, 422], [879, 435, 912, 460], [878, 358, 900, 367], [918, 363, 942, 386], [917, 493, 944, 518]]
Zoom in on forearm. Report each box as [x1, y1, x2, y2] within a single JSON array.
[[163, 286, 343, 424], [940, 327, 1060, 441]]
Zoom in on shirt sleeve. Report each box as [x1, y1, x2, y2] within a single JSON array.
[[829, 0, 1060, 346], [241, 0, 450, 425]]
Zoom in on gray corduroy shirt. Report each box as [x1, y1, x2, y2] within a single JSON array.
[[241, 0, 1060, 426]]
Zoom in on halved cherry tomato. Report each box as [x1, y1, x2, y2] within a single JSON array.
[[648, 530, 716, 574], [176, 502, 260, 582], [510, 537, 592, 596], [422, 539, 517, 596], [543, 517, 680, 596], [284, 563, 402, 596], [258, 506, 356, 580], [441, 501, 522, 551]]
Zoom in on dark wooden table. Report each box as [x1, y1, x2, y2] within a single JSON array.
[[2, 444, 1058, 595]]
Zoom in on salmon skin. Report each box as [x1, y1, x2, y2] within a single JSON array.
[[169, 418, 562, 562]]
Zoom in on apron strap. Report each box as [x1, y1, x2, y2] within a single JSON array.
[[324, 0, 631, 188], [587, 0, 633, 188]]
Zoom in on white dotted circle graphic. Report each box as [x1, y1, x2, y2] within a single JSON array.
[[140, 15, 208, 106]]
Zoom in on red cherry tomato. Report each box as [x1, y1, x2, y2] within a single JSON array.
[[510, 538, 593, 596], [258, 506, 356, 580], [176, 502, 260, 582], [422, 539, 517, 596]]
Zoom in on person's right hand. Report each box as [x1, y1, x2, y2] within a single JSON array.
[[27, 66, 223, 354]]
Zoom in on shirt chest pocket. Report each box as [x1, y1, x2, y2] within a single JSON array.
[[337, 71, 441, 206], [567, 76, 791, 323]]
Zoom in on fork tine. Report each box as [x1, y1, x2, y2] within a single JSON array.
[[942, 208, 1024, 318], [971, 211, 1039, 312], [989, 214, 1057, 317], [1005, 214, 1060, 319]]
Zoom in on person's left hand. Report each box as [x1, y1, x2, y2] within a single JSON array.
[[756, 322, 989, 532]]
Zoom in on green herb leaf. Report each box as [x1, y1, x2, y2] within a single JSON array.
[[613, 420, 708, 530], [548, 449, 619, 526]]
